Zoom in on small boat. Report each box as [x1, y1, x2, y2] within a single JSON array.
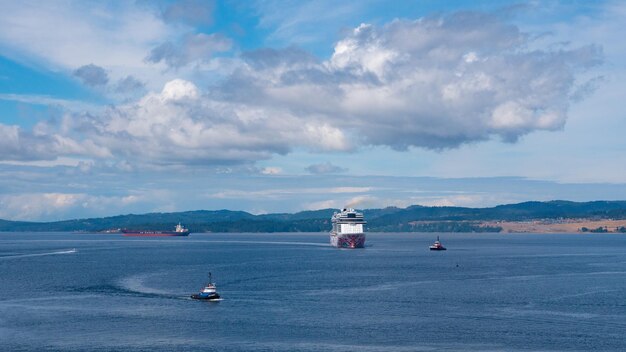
[[429, 236, 446, 251], [191, 272, 221, 301]]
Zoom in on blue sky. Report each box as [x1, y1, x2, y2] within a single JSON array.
[[0, 0, 625, 221]]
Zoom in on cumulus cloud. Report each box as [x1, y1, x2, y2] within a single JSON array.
[[24, 77, 352, 165], [220, 13, 601, 150], [305, 162, 347, 174], [88, 79, 288, 164], [0, 123, 110, 161], [146, 33, 232, 68], [192, 12, 602, 159], [73, 64, 109, 86], [1, 11, 603, 165], [0, 124, 57, 160]]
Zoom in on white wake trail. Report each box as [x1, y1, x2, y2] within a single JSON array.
[[0, 248, 77, 259]]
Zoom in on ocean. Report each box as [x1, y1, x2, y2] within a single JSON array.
[[1, 232, 626, 351]]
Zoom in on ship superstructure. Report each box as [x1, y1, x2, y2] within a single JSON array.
[[191, 272, 221, 301], [330, 208, 366, 248]]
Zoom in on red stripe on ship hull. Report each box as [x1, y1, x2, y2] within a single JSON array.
[[122, 232, 190, 237]]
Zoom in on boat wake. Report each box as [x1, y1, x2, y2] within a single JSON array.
[[0, 248, 76, 260], [306, 280, 437, 296], [116, 273, 189, 300], [204, 240, 329, 247]]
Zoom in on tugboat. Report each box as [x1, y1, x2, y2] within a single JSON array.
[[191, 272, 221, 301], [429, 236, 447, 251]]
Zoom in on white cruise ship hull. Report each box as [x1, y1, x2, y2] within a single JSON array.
[[330, 232, 366, 248]]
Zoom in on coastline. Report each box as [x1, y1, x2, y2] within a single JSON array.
[[481, 219, 626, 233]]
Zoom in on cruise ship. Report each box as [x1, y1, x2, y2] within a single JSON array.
[[330, 208, 366, 248]]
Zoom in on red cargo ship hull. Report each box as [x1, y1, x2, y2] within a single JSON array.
[[121, 230, 190, 237]]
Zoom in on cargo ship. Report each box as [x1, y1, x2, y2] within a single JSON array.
[[121, 223, 190, 237], [330, 208, 366, 248]]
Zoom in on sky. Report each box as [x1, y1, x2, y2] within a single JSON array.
[[0, 0, 625, 221]]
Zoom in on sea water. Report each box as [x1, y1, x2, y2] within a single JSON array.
[[1, 232, 626, 351]]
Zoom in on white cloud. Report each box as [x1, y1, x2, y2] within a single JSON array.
[[413, 194, 488, 208], [81, 79, 320, 164], [0, 123, 111, 161], [321, 14, 600, 148], [260, 167, 282, 175], [0, 193, 139, 221], [329, 187, 372, 193], [210, 186, 373, 199], [0, 10, 602, 166], [0, 1, 218, 94], [3, 164, 626, 220], [0, 93, 101, 112], [160, 79, 199, 101], [211, 12, 601, 153], [254, 0, 365, 46], [303, 199, 340, 210], [0, 1, 175, 69], [304, 195, 382, 210], [303, 193, 499, 211], [7, 77, 356, 164], [344, 195, 378, 209]]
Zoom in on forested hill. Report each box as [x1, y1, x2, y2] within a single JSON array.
[[2, 200, 626, 233]]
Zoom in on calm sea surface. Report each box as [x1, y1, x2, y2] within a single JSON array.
[[1, 232, 626, 351]]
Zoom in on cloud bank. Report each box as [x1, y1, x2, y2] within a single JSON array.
[[229, 13, 600, 150], [0, 192, 140, 221], [0, 11, 602, 166]]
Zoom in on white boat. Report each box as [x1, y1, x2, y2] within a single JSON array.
[[191, 272, 221, 301]]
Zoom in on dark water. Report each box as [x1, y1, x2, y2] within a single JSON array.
[[2, 232, 626, 351]]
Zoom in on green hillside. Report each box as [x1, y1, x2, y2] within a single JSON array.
[[2, 200, 626, 233]]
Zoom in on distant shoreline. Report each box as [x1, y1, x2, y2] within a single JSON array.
[[86, 219, 626, 234], [4, 220, 626, 235], [482, 219, 626, 233], [3, 200, 626, 233]]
